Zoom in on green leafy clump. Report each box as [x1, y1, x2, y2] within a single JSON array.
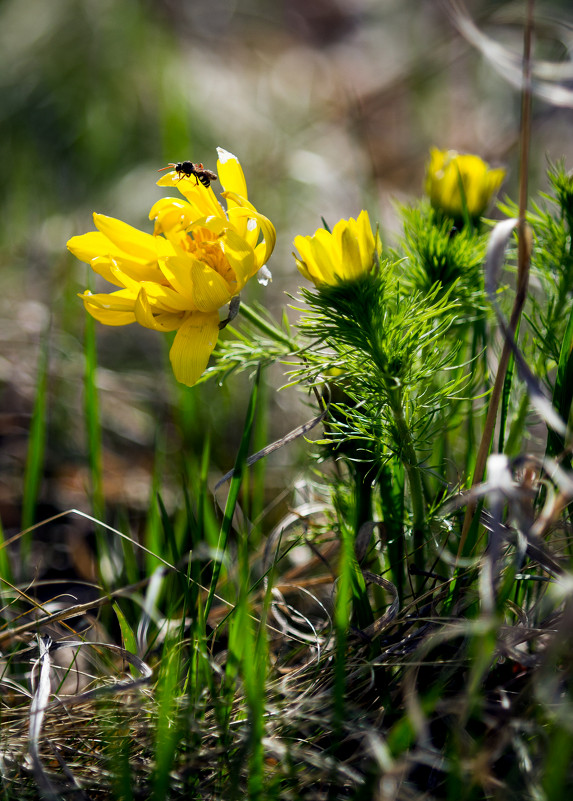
[[296, 264, 462, 470], [548, 159, 573, 231], [400, 201, 488, 315]]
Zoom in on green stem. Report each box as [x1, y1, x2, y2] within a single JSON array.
[[354, 464, 373, 535], [238, 302, 297, 350], [388, 387, 426, 593], [552, 193, 573, 321]]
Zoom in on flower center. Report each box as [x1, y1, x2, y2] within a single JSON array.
[[187, 229, 235, 284]]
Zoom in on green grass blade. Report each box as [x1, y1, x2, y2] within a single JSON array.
[[378, 460, 405, 604], [204, 366, 261, 620], [542, 724, 573, 801], [83, 311, 104, 520], [116, 507, 140, 586], [144, 442, 167, 575], [104, 707, 134, 801], [249, 375, 269, 544], [504, 392, 529, 456], [341, 520, 373, 629], [157, 491, 180, 567], [0, 515, 14, 600], [243, 605, 266, 797], [332, 526, 353, 743], [21, 327, 50, 547], [151, 638, 183, 801], [498, 326, 518, 453], [113, 602, 139, 678], [547, 303, 573, 464], [198, 435, 221, 550]]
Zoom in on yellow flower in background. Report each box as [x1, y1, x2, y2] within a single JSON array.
[[425, 148, 506, 220], [294, 210, 381, 287], [67, 148, 276, 387]]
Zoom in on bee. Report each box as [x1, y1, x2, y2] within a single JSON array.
[[158, 160, 218, 188]]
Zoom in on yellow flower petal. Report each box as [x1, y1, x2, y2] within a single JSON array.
[[141, 281, 196, 312], [294, 233, 336, 285], [314, 228, 341, 278], [169, 312, 220, 387], [190, 260, 233, 312], [94, 214, 163, 262], [89, 256, 125, 287], [217, 148, 248, 200], [68, 222, 171, 285], [355, 210, 378, 266], [294, 256, 313, 283], [425, 148, 506, 220], [67, 231, 118, 263], [187, 216, 230, 237], [80, 289, 137, 326], [109, 262, 142, 294], [134, 287, 183, 331], [79, 288, 137, 309], [181, 184, 223, 219], [294, 211, 379, 287], [84, 306, 137, 326], [485, 168, 506, 201], [220, 228, 255, 288], [111, 253, 169, 284], [222, 193, 252, 240], [228, 206, 277, 271], [339, 227, 363, 279], [159, 256, 197, 305], [149, 197, 197, 235]]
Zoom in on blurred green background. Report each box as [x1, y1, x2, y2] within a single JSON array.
[[1, 0, 572, 546]]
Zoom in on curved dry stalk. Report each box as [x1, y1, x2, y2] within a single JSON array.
[[458, 0, 535, 560]]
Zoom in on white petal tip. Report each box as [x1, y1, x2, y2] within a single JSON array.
[[217, 147, 238, 164], [257, 266, 272, 286]]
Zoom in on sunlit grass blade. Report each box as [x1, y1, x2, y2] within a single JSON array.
[[249, 375, 269, 543], [197, 435, 221, 550], [542, 725, 573, 801], [340, 520, 373, 630], [444, 502, 483, 614], [21, 327, 49, 551], [150, 637, 183, 801], [547, 303, 573, 466], [498, 328, 517, 453], [113, 601, 139, 678], [144, 447, 166, 575], [332, 526, 353, 746], [185, 593, 211, 709], [0, 513, 14, 588], [204, 366, 261, 620], [156, 491, 180, 568], [378, 459, 405, 604], [83, 310, 104, 520], [116, 507, 140, 586], [104, 710, 134, 801], [242, 577, 267, 798]]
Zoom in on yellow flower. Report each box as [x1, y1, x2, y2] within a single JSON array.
[[67, 148, 276, 387], [425, 147, 506, 220], [294, 210, 381, 287]]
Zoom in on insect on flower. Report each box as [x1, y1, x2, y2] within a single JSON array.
[[157, 160, 218, 188], [69, 147, 277, 388]]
